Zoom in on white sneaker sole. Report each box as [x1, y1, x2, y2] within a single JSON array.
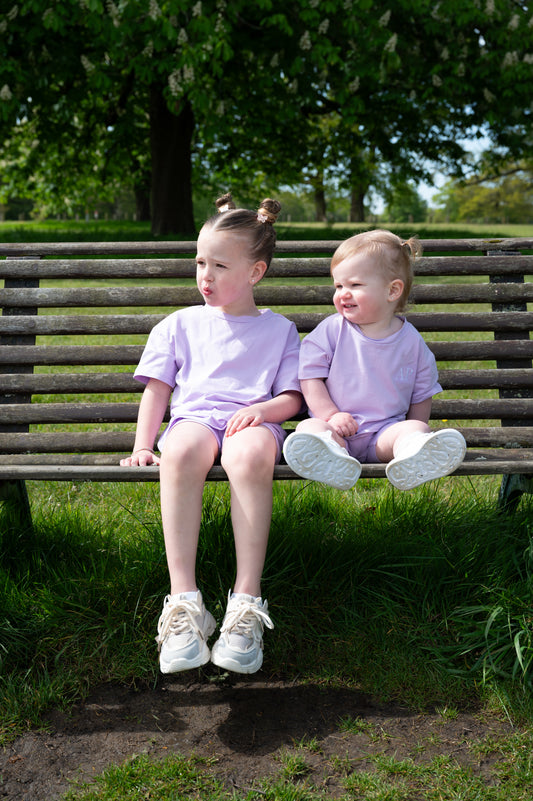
[[386, 430, 466, 490], [283, 432, 361, 490]]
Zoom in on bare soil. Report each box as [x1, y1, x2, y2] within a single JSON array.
[[0, 672, 514, 800]]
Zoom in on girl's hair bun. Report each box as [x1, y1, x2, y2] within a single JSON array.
[[257, 198, 281, 224], [216, 192, 236, 213]]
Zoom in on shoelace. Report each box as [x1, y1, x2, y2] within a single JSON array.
[[155, 596, 203, 649], [220, 599, 274, 642]]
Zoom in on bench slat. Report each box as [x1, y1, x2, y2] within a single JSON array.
[[2, 368, 532, 395], [1, 452, 532, 482], [3, 282, 533, 308], [1, 311, 533, 336], [2, 426, 532, 453], [1, 398, 532, 424], [2, 341, 532, 366]]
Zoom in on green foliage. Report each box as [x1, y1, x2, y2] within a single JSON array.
[[1, 1, 533, 227]]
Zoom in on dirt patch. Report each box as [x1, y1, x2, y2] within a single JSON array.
[[0, 672, 513, 800]]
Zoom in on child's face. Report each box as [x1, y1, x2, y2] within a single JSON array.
[[332, 253, 403, 331], [195, 227, 265, 316]]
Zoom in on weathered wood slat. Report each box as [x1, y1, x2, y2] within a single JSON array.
[[2, 341, 532, 366], [2, 426, 532, 453], [1, 398, 531, 425], [1, 311, 532, 336], [1, 452, 533, 482], [1, 373, 140, 394], [1, 254, 533, 280], [2, 368, 532, 395], [3, 282, 533, 308], [0, 345, 144, 366], [2, 237, 533, 258]]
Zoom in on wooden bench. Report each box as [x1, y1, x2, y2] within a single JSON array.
[[1, 238, 532, 526]]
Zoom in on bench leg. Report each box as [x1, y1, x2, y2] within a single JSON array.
[[0, 479, 33, 531], [498, 473, 533, 514]]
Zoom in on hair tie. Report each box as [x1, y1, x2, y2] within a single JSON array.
[[218, 203, 231, 213], [257, 207, 275, 224]]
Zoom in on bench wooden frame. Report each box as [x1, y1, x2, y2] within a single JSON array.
[[1, 238, 532, 526]]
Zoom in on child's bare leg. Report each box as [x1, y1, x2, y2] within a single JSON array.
[[374, 420, 430, 462], [211, 425, 276, 674], [295, 417, 346, 448], [220, 425, 277, 597], [159, 422, 219, 594]]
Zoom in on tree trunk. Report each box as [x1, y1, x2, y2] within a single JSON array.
[[149, 86, 196, 236], [314, 186, 327, 222], [350, 187, 366, 222]]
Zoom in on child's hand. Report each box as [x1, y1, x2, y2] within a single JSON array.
[[225, 404, 266, 437], [327, 412, 358, 439], [120, 448, 161, 467]]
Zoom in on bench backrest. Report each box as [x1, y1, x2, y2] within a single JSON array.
[[1, 239, 532, 461]]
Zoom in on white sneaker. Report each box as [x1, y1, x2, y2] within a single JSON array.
[[211, 592, 274, 674], [156, 591, 216, 673], [283, 431, 362, 490], [386, 429, 466, 491]]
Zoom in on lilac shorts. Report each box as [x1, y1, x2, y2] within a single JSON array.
[[344, 421, 396, 464], [159, 417, 285, 463]]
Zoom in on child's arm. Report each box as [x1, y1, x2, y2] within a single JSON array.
[[300, 378, 358, 438], [406, 397, 432, 424], [225, 390, 302, 437], [120, 378, 172, 466]]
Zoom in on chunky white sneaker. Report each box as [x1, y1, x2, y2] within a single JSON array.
[[211, 592, 274, 674], [386, 429, 467, 491], [283, 431, 362, 490], [156, 591, 216, 673]]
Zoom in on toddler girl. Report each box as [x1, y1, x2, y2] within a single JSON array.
[[283, 229, 466, 491], [121, 194, 302, 674]]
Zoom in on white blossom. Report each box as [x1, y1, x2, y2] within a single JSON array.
[[349, 76, 360, 92], [183, 65, 194, 83], [270, 53, 279, 68], [0, 20, 7, 33], [143, 40, 154, 58], [409, 90, 417, 101], [7, 5, 18, 20], [178, 28, 188, 45], [299, 31, 312, 50], [318, 19, 329, 35], [192, 2, 202, 16], [379, 10, 391, 27], [384, 33, 397, 52], [440, 47, 449, 61], [529, 15, 533, 27], [0, 84, 12, 101], [309, 0, 319, 7], [523, 53, 533, 63], [485, 0, 495, 16], [288, 79, 298, 93], [42, 8, 55, 26], [483, 88, 495, 103], [502, 51, 518, 67], [508, 14, 520, 30], [81, 55, 94, 72], [168, 70, 182, 96], [149, 0, 161, 20], [216, 101, 225, 116], [432, 74, 442, 87], [456, 62, 465, 76]]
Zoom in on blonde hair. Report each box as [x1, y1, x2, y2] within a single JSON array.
[[331, 229, 421, 312], [202, 192, 282, 268]]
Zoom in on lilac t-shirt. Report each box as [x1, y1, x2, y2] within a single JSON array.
[[299, 314, 441, 435], [134, 304, 301, 443]]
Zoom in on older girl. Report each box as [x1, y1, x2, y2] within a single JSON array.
[[121, 194, 302, 674]]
